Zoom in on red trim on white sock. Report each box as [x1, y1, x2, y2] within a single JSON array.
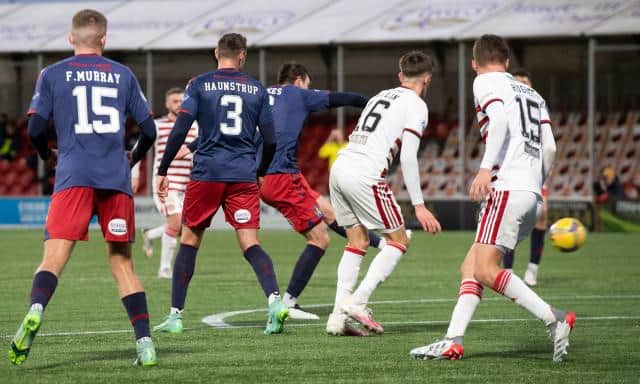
[[459, 279, 484, 298], [492, 270, 512, 295], [165, 227, 178, 237], [345, 246, 366, 257], [386, 241, 407, 253]]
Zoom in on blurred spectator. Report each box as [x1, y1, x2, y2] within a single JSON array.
[[594, 166, 625, 203], [318, 128, 346, 168], [0, 121, 22, 161]]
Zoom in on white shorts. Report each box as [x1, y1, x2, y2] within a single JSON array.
[[475, 190, 541, 251], [153, 189, 185, 217], [329, 161, 404, 233]]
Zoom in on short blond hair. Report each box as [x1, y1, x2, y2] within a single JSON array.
[[71, 9, 107, 48]]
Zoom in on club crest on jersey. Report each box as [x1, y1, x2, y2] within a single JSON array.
[[234, 209, 251, 224], [108, 218, 128, 236]]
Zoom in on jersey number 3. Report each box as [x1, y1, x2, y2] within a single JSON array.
[[220, 95, 243, 135], [72, 86, 120, 134]]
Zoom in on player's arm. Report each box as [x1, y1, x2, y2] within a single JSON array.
[[28, 114, 52, 161], [256, 91, 276, 177], [540, 104, 556, 181], [126, 72, 156, 166], [130, 117, 157, 166], [401, 102, 441, 234], [327, 92, 368, 109], [27, 68, 54, 161]]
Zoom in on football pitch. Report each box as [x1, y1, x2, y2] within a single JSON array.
[[0, 229, 638, 383]]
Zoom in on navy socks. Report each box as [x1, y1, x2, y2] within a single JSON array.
[[122, 292, 151, 340], [30, 270, 58, 308], [244, 245, 279, 297], [286, 244, 325, 298], [172, 244, 198, 310]]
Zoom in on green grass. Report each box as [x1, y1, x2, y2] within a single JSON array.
[[1, 229, 639, 383]]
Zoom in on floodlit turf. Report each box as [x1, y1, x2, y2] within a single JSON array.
[[1, 229, 639, 383]]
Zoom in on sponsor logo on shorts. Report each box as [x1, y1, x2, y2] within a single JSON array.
[[234, 209, 251, 224], [108, 218, 128, 236]]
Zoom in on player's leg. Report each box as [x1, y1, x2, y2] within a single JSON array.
[[143, 191, 168, 258], [158, 212, 180, 279], [410, 246, 481, 360], [8, 240, 75, 365], [317, 195, 387, 249], [283, 222, 328, 320], [107, 242, 156, 366], [502, 248, 515, 272], [226, 182, 288, 334], [97, 189, 156, 366], [154, 180, 219, 333], [473, 192, 574, 362], [524, 194, 548, 286], [8, 187, 93, 365]]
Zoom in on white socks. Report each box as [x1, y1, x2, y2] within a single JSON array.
[[170, 307, 182, 315], [333, 246, 365, 313], [351, 242, 406, 306], [268, 293, 281, 305], [445, 279, 483, 340], [146, 224, 165, 240], [493, 270, 555, 325], [283, 292, 296, 307], [160, 231, 178, 271]]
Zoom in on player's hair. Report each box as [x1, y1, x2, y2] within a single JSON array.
[[399, 51, 434, 78], [277, 63, 310, 85], [216, 33, 247, 58], [71, 9, 107, 48], [165, 87, 184, 98], [512, 68, 531, 81], [473, 34, 510, 67]]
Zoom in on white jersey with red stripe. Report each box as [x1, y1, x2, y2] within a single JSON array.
[[153, 116, 198, 193], [474, 72, 551, 194], [338, 86, 428, 178]]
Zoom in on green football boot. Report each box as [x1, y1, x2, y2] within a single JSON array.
[[134, 337, 157, 367], [264, 297, 289, 335], [8, 304, 43, 366], [153, 312, 183, 333]]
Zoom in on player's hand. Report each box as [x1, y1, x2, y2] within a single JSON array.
[[175, 145, 191, 160], [469, 168, 492, 202], [414, 204, 441, 234], [48, 149, 58, 168], [131, 177, 140, 193], [156, 175, 169, 203]]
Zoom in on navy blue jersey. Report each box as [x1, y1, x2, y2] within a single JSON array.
[[181, 69, 273, 182], [265, 85, 329, 174], [28, 54, 151, 196]]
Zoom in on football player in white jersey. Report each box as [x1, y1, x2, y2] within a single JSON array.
[[410, 35, 574, 362], [326, 51, 441, 336], [502, 68, 549, 286], [135, 88, 197, 278]]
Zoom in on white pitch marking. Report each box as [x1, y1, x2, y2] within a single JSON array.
[[202, 294, 640, 328], [1, 295, 638, 338]]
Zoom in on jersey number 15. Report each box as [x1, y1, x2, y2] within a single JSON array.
[[72, 86, 120, 134]]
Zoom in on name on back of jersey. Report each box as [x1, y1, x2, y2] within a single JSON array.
[[203, 81, 259, 95], [65, 70, 121, 84]]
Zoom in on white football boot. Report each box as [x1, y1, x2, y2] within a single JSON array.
[[523, 263, 539, 286], [340, 299, 384, 334], [548, 309, 576, 362], [141, 229, 153, 258], [326, 313, 369, 336], [288, 304, 320, 320], [410, 339, 464, 360], [157, 267, 172, 279]]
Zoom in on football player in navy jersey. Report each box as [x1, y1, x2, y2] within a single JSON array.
[[8, 9, 157, 367], [259, 63, 392, 325], [153, 33, 288, 335]]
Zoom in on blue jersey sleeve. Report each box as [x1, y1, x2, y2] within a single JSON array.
[[126, 71, 151, 123], [302, 89, 330, 112], [180, 78, 199, 117], [258, 90, 274, 127], [28, 69, 53, 118]]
